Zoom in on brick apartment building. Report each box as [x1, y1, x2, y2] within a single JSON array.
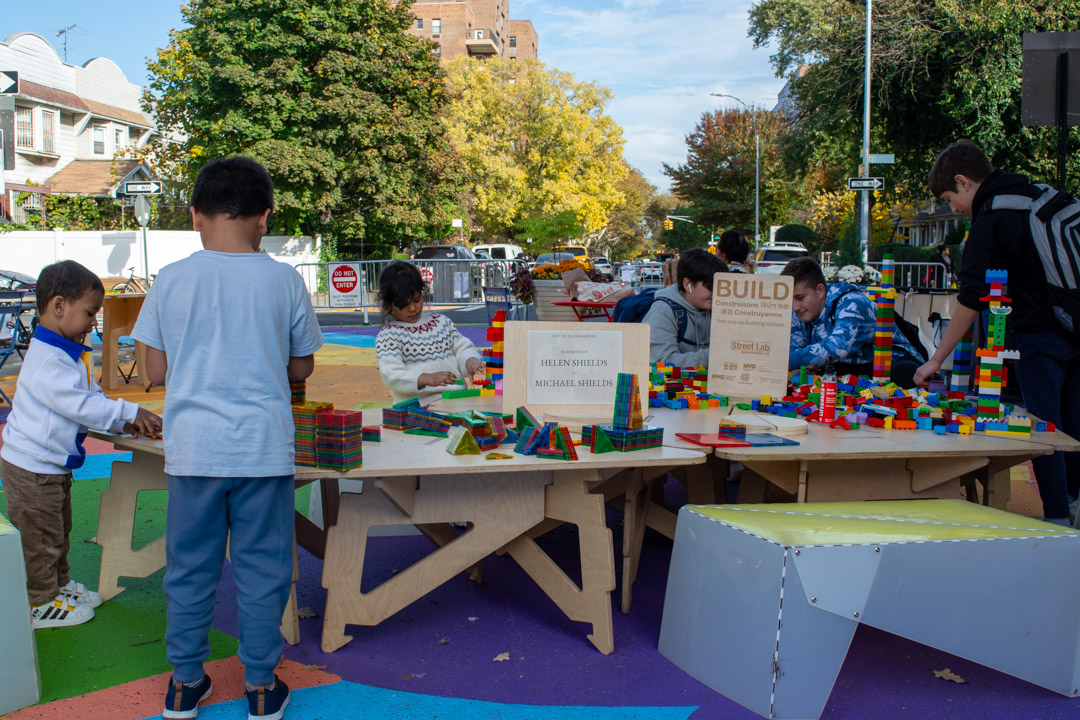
[[405, 1, 538, 61]]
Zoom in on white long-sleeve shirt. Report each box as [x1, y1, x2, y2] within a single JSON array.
[[1, 326, 138, 474], [375, 312, 482, 406]]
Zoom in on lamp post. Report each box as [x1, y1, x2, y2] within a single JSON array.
[[710, 93, 760, 249]]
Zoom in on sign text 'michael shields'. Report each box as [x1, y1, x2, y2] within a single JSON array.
[[714, 277, 791, 301]]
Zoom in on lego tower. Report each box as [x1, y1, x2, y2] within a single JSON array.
[[975, 269, 1019, 419], [869, 255, 898, 384]]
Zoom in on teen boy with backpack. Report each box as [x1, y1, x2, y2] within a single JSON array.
[[913, 140, 1080, 526], [622, 248, 727, 367]]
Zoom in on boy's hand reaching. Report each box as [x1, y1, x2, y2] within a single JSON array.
[[125, 407, 163, 438], [418, 371, 457, 389]]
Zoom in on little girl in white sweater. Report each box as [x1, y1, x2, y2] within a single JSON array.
[[375, 261, 485, 405]]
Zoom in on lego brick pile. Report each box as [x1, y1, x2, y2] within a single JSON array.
[[439, 309, 506, 401], [648, 362, 728, 409]]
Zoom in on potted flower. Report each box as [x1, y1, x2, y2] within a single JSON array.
[[510, 259, 604, 321]]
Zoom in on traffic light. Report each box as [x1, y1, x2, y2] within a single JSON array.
[[663, 219, 674, 231]]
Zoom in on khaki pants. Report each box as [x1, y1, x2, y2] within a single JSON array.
[[1, 458, 72, 606]]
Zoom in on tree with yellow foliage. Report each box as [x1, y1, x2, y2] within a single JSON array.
[[806, 190, 917, 248], [442, 56, 627, 240]]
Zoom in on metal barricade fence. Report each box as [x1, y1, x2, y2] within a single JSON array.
[[294, 258, 528, 310], [865, 262, 951, 291]]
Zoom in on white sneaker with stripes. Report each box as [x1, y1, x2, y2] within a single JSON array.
[[61, 579, 104, 608], [31, 594, 95, 628]]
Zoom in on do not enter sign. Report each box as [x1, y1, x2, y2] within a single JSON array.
[[328, 262, 363, 308]]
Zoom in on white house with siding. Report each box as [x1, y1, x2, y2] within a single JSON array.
[[0, 32, 156, 223]]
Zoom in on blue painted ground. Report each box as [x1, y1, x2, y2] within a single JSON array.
[[321, 332, 377, 349], [135, 680, 698, 720]]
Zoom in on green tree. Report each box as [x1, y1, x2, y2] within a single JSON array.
[[144, 0, 464, 257], [663, 106, 803, 233], [660, 207, 712, 254], [749, 0, 1080, 196], [582, 165, 659, 260], [442, 56, 628, 239]]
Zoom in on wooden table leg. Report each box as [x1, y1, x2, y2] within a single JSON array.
[[281, 532, 300, 645], [321, 471, 549, 653], [96, 451, 168, 600], [502, 468, 616, 654]]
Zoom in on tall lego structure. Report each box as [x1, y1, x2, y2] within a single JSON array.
[[974, 270, 1020, 419], [948, 324, 975, 397], [868, 255, 898, 384]]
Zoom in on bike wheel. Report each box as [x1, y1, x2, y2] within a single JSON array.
[[114, 281, 144, 294]]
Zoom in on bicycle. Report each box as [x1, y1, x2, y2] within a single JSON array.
[[110, 267, 153, 294]]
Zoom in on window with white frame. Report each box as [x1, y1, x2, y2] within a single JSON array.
[[115, 128, 125, 155], [416, 18, 423, 28], [432, 18, 441, 34], [12, 191, 44, 225], [93, 126, 105, 155], [41, 110, 57, 153], [15, 107, 33, 149]]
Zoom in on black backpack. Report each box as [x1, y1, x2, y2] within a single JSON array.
[[986, 184, 1080, 339], [612, 288, 689, 344]]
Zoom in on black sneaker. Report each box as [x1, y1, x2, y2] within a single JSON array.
[[247, 676, 290, 720], [163, 674, 213, 719]]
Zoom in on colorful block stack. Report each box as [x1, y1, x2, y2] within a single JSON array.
[[361, 426, 381, 442], [582, 423, 664, 452], [949, 324, 975, 396], [648, 363, 727, 409], [482, 309, 506, 395], [315, 409, 364, 470], [382, 397, 421, 432], [290, 378, 306, 405], [446, 426, 482, 455], [613, 373, 644, 430], [869, 255, 897, 383], [293, 400, 334, 467], [975, 269, 1020, 420]]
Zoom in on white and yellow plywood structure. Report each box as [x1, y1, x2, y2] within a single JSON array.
[[659, 500, 1080, 720]]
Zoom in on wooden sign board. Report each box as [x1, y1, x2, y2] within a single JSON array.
[[707, 274, 793, 400], [502, 321, 649, 428]]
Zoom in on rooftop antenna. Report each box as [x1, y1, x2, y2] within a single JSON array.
[[56, 24, 78, 62]]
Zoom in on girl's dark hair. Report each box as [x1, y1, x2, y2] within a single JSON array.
[[190, 156, 274, 219], [928, 140, 993, 198], [676, 248, 728, 286], [36, 260, 104, 313], [379, 261, 426, 316], [718, 230, 750, 264]]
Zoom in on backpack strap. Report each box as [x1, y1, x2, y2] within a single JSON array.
[[655, 297, 689, 345]]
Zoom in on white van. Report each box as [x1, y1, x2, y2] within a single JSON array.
[[472, 243, 525, 261]]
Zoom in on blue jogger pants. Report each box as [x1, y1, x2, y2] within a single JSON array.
[[164, 475, 295, 686]]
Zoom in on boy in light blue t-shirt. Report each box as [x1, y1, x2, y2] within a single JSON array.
[[132, 157, 323, 720]]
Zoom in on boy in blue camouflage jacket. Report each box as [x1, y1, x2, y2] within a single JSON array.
[[782, 257, 922, 387]]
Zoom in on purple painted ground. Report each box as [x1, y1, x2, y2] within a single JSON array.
[[206, 480, 1080, 720], [328, 324, 490, 347]]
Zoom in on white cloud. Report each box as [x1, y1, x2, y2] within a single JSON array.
[[516, 0, 788, 189]]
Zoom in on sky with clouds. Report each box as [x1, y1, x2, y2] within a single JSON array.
[[4, 0, 788, 190]]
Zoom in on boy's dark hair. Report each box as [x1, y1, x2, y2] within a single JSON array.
[[929, 140, 993, 198], [36, 260, 104, 313], [190, 156, 274, 219], [781, 257, 826, 289], [718, 230, 750, 264], [676, 248, 727, 286], [379, 261, 427, 316]]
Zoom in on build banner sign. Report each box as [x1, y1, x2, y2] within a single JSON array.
[[328, 263, 363, 308], [707, 274, 793, 399]]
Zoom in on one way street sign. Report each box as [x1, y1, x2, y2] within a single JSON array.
[[848, 177, 885, 191], [124, 181, 163, 195], [0, 71, 17, 95]]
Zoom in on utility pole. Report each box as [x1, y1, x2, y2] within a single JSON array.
[[55, 24, 78, 62], [860, 0, 873, 263]]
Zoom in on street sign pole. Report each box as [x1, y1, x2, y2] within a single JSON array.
[[135, 195, 151, 288], [861, 0, 873, 262]]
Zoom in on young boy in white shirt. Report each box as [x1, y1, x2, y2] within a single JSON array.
[[132, 156, 323, 720], [1, 260, 162, 628]]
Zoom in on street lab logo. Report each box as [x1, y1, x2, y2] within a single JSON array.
[[731, 340, 771, 355]]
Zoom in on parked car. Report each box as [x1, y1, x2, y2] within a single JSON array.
[[639, 262, 663, 283], [552, 245, 595, 271], [592, 256, 614, 280], [0, 269, 36, 292], [472, 243, 526, 261], [753, 241, 808, 274], [412, 245, 479, 302], [533, 252, 577, 266], [414, 245, 478, 260]]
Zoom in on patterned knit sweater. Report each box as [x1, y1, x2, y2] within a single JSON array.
[[376, 312, 483, 406]]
